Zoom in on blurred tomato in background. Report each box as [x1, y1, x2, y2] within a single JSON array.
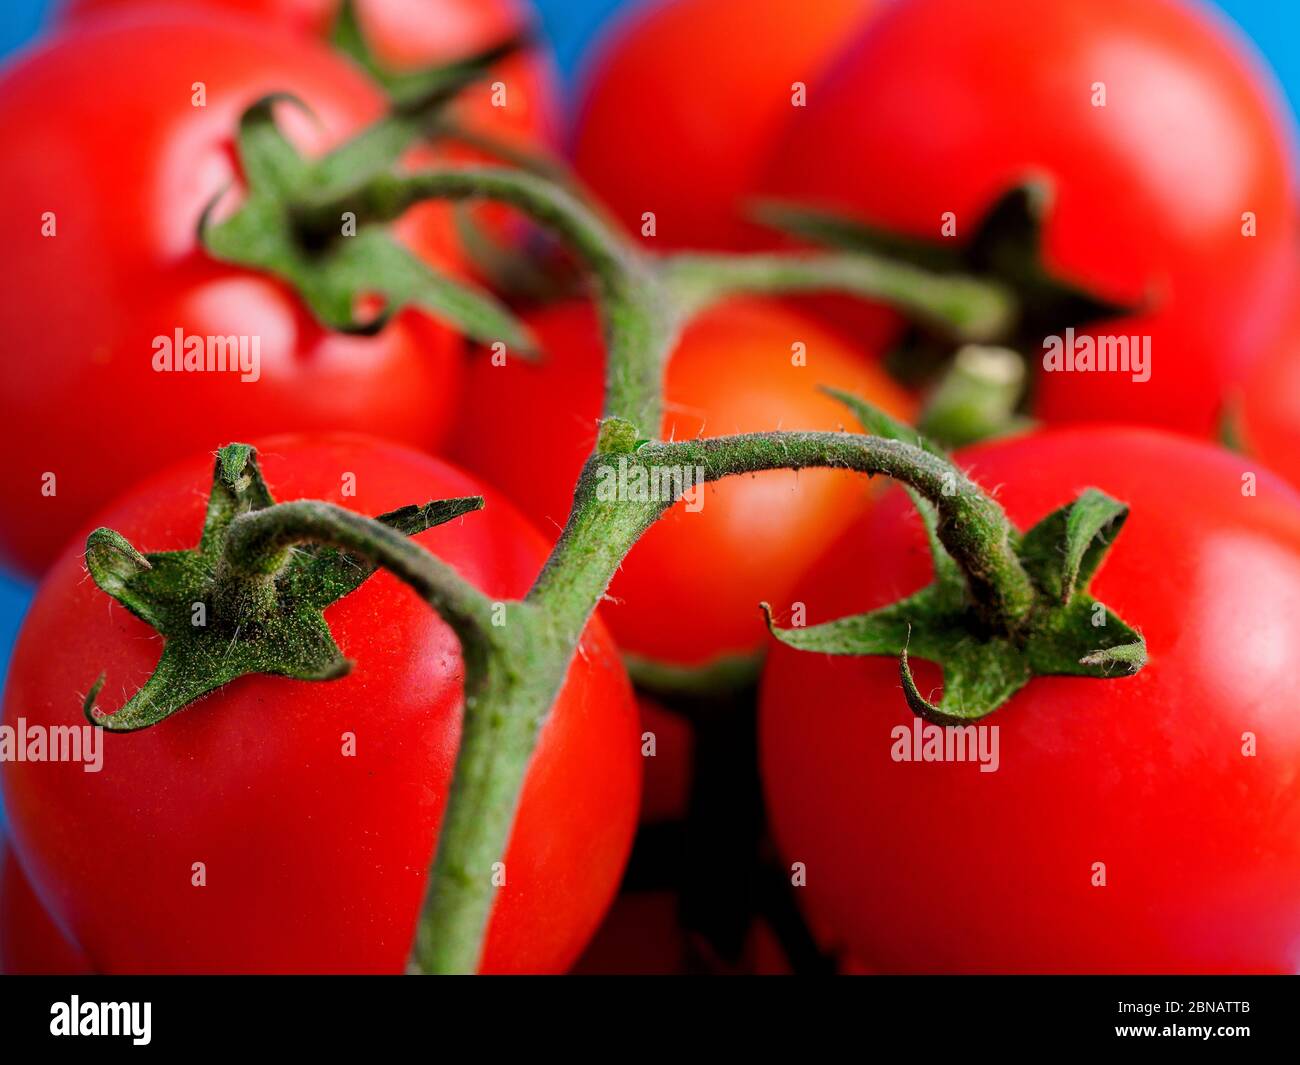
[[453, 297, 913, 671]]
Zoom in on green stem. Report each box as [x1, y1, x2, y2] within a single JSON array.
[[295, 166, 676, 430], [295, 167, 633, 297], [292, 165, 1018, 431], [646, 431, 1035, 631], [918, 344, 1031, 446], [661, 251, 1015, 342], [197, 123, 1052, 972], [411, 601, 570, 975], [418, 425, 1036, 967]]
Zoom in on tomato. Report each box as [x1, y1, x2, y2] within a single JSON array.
[[452, 297, 914, 669], [0, 12, 480, 578], [0, 434, 641, 973], [571, 0, 877, 249], [759, 426, 1300, 973], [763, 0, 1297, 436], [1241, 300, 1300, 491], [62, 0, 559, 151], [0, 831, 91, 975]]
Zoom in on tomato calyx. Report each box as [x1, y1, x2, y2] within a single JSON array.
[[81, 443, 484, 733], [199, 93, 535, 352], [759, 182, 1138, 422], [762, 394, 1147, 724]]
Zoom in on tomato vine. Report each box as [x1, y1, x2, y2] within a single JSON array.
[[78, 89, 1148, 973]]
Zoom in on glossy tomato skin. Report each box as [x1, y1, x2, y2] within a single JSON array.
[[1, 435, 641, 973], [572, 0, 876, 250], [764, 0, 1297, 436], [0, 12, 473, 578], [760, 427, 1300, 973], [1242, 303, 1300, 492], [452, 297, 914, 668], [0, 831, 91, 974], [62, 0, 560, 151]]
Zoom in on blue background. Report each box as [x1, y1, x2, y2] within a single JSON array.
[[0, 0, 1296, 827]]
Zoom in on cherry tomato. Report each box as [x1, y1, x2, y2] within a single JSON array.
[[1, 434, 641, 973], [760, 426, 1300, 972], [763, 0, 1297, 436], [0, 12, 478, 578], [63, 0, 560, 152], [452, 297, 914, 669], [572, 0, 877, 249], [0, 831, 91, 974], [1241, 300, 1300, 491]]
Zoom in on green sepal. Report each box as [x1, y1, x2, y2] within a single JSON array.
[[820, 385, 938, 454], [83, 444, 484, 733], [965, 182, 1135, 348], [1018, 487, 1129, 603], [1024, 593, 1146, 679], [764, 440, 1147, 721], [233, 94, 314, 197], [200, 97, 532, 351], [900, 637, 1031, 725]]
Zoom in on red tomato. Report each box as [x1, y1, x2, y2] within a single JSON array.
[[1241, 301, 1300, 491], [62, 0, 560, 151], [0, 831, 91, 974], [0, 13, 476, 578], [1, 434, 641, 973], [572, 0, 877, 249], [452, 297, 914, 669], [759, 427, 1300, 973], [764, 0, 1297, 436]]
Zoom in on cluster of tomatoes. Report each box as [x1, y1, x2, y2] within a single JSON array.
[[3, 0, 1300, 976]]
